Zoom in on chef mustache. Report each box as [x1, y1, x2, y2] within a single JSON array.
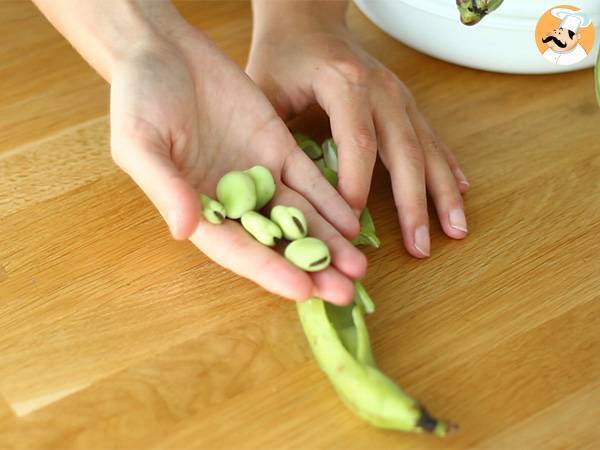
[[542, 35, 567, 48]]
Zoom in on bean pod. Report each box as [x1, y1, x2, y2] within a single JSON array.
[[294, 132, 323, 160], [296, 295, 454, 435]]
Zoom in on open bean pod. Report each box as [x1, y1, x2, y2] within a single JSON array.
[[294, 132, 323, 160], [297, 285, 455, 436]]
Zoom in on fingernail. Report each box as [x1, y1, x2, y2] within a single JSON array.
[[168, 210, 181, 237], [414, 225, 430, 257], [449, 208, 468, 233], [454, 168, 470, 187]]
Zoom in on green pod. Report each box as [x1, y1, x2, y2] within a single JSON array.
[[216, 171, 257, 219], [244, 165, 276, 210], [200, 194, 226, 224], [352, 208, 381, 248], [270, 205, 307, 241], [285, 237, 331, 272], [296, 296, 454, 436], [322, 138, 339, 172], [240, 211, 282, 247], [294, 132, 323, 160], [315, 159, 338, 188], [353, 280, 375, 314]]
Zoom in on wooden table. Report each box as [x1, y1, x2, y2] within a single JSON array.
[[1, 2, 598, 449]]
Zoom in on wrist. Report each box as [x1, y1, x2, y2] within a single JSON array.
[[109, 2, 201, 76], [252, 0, 349, 37], [32, 0, 191, 81]]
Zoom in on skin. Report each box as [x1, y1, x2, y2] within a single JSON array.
[[31, 0, 469, 304], [249, 0, 470, 260]]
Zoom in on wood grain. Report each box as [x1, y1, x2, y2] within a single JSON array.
[[1, 1, 599, 449]]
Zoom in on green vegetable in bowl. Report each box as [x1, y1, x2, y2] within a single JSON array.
[[456, 0, 504, 26]]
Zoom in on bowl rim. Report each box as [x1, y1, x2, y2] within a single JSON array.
[[366, 0, 600, 30]]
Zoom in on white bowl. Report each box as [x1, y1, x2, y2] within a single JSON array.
[[353, 0, 600, 74]]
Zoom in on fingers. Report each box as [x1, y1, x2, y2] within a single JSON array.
[[408, 106, 468, 240], [189, 219, 314, 301], [282, 150, 360, 240], [273, 186, 367, 280], [188, 183, 364, 306], [313, 78, 378, 215], [111, 136, 200, 240], [310, 268, 356, 306], [374, 105, 430, 258], [428, 127, 470, 194]]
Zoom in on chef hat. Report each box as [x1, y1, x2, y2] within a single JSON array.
[[561, 15, 582, 33], [551, 8, 591, 33]]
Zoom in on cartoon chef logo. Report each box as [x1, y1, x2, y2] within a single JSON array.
[[535, 6, 595, 66]]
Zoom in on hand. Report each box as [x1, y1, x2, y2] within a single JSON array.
[[109, 23, 365, 304], [247, 12, 470, 258]]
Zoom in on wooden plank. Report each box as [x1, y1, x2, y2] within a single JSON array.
[[0, 305, 307, 449], [473, 384, 600, 450], [148, 300, 599, 450]]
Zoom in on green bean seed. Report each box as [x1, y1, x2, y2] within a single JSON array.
[[270, 205, 308, 241], [294, 132, 323, 160], [216, 171, 257, 219], [241, 211, 282, 247], [244, 165, 276, 210], [200, 194, 226, 224], [285, 237, 331, 271]]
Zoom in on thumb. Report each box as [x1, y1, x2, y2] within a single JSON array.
[[111, 136, 200, 240], [245, 60, 294, 120]]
